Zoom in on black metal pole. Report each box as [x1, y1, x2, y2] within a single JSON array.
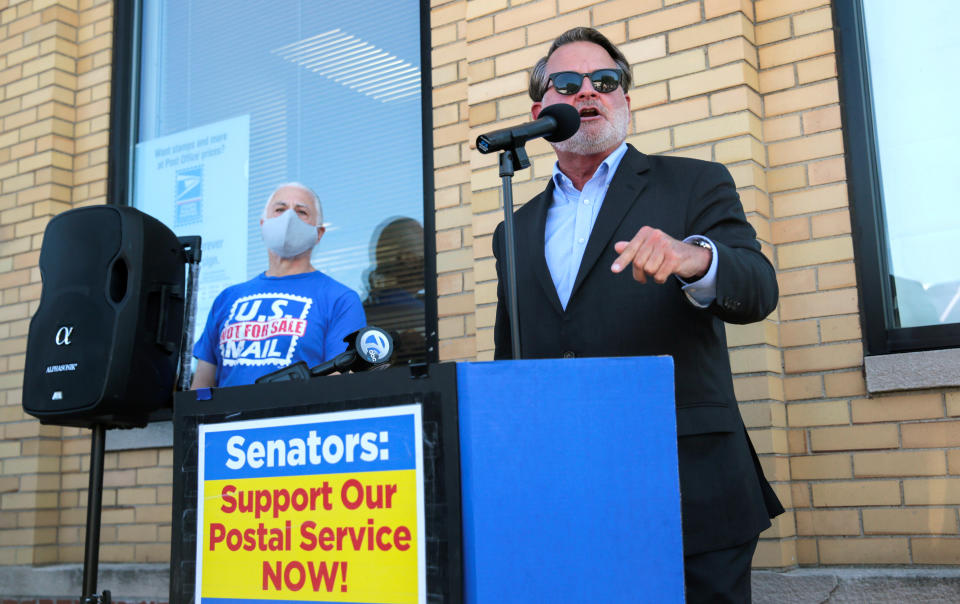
[[177, 236, 202, 390], [81, 424, 106, 601], [499, 149, 526, 360]]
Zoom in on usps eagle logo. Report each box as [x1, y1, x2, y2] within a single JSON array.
[[174, 166, 203, 226], [218, 293, 313, 367]]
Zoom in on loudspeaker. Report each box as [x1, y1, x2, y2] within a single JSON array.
[[23, 205, 187, 428]]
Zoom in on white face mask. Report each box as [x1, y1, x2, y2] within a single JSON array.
[[261, 209, 319, 258]]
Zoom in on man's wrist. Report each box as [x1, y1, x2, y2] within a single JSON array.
[[687, 238, 713, 280], [679, 235, 718, 308]]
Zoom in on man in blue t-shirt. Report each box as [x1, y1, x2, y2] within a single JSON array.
[[191, 182, 366, 388]]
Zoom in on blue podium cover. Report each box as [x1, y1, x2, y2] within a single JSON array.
[[457, 357, 684, 603]]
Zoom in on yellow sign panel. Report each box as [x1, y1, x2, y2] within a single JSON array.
[[196, 405, 425, 603]]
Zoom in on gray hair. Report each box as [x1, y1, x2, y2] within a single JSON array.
[[262, 181, 323, 226], [528, 27, 632, 102]]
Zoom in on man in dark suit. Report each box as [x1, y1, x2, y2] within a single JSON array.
[[493, 27, 783, 603]]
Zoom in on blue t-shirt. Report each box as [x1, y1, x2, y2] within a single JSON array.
[[193, 271, 366, 387]]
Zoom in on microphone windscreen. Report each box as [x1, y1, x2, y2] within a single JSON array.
[[540, 103, 581, 143]]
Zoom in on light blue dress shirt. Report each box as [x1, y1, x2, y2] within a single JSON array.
[[544, 143, 718, 310]]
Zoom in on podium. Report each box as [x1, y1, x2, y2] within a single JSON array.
[[170, 357, 684, 603]]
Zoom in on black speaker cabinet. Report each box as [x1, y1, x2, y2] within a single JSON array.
[[23, 205, 186, 428]]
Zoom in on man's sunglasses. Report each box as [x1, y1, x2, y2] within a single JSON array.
[[547, 69, 623, 95]]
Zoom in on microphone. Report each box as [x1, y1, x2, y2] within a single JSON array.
[[476, 104, 580, 154], [254, 326, 394, 383], [310, 326, 394, 377]]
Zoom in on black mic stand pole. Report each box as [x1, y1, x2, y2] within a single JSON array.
[[81, 423, 111, 603], [498, 145, 530, 360]]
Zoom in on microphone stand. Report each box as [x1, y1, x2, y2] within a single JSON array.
[[498, 145, 529, 360]]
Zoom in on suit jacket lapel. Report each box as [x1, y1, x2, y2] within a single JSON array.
[[570, 146, 651, 299]]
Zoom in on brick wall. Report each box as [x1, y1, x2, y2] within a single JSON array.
[[757, 0, 960, 565], [437, 0, 960, 569], [1, 0, 958, 583], [0, 0, 174, 568], [431, 2, 476, 362], [52, 444, 173, 564]]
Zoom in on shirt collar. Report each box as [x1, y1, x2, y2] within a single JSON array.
[[551, 142, 630, 199]]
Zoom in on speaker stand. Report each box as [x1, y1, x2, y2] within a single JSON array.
[[81, 424, 111, 604]]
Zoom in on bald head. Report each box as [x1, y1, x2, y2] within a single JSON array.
[[262, 182, 323, 226]]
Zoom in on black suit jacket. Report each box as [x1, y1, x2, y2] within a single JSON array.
[[493, 145, 783, 556]]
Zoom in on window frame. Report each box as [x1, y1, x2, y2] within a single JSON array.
[[107, 0, 439, 364], [833, 0, 960, 355]]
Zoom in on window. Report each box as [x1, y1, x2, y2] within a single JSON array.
[[835, 0, 960, 355], [109, 0, 436, 367]]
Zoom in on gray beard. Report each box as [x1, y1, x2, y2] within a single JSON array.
[[552, 103, 630, 155]]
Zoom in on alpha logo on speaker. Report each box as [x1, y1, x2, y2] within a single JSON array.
[[55, 326, 73, 346], [218, 293, 313, 367]]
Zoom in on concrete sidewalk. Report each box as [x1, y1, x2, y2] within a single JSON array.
[[4, 564, 960, 602], [753, 567, 960, 603]]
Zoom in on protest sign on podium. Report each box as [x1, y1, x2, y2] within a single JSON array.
[[171, 364, 463, 604], [171, 357, 684, 603]]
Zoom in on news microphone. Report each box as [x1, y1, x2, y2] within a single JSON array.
[[311, 326, 394, 376], [476, 103, 580, 154], [254, 326, 394, 383]]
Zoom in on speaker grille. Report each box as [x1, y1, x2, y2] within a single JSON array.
[[24, 208, 122, 414], [23, 205, 186, 428]]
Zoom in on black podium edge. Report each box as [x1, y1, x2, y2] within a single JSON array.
[[169, 362, 462, 604]]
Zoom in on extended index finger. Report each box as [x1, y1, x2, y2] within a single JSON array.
[[611, 228, 649, 273]]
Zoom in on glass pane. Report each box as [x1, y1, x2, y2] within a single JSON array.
[[863, 1, 960, 328], [132, 0, 427, 364]]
